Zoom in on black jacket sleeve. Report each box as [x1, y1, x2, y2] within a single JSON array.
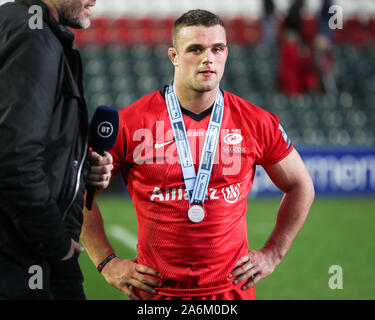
[[0, 27, 71, 260]]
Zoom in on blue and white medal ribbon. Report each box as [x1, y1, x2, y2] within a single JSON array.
[[165, 82, 224, 223]]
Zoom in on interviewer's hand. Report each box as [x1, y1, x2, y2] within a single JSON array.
[[101, 257, 162, 300], [61, 239, 85, 261], [229, 248, 280, 290], [87, 151, 113, 189]]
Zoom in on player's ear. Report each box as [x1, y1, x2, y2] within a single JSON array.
[[168, 47, 178, 67]]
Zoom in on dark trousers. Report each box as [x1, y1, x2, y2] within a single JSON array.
[[0, 252, 85, 300]]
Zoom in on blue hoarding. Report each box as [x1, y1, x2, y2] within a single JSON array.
[[251, 147, 375, 197]]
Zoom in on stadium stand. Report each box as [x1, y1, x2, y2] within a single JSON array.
[[73, 15, 374, 147], [0, 0, 373, 147]]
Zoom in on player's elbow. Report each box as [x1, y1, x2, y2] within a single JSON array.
[[298, 173, 315, 208], [286, 171, 315, 208], [306, 178, 315, 207]]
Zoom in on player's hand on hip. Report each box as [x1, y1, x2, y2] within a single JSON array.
[[87, 151, 113, 189], [229, 248, 278, 290], [100, 257, 162, 300]]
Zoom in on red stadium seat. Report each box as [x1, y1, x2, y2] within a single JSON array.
[[71, 28, 86, 46], [370, 17, 375, 42], [346, 16, 371, 47], [332, 27, 346, 44], [113, 16, 137, 45], [91, 16, 108, 30], [72, 15, 375, 47], [158, 16, 175, 45], [232, 17, 261, 45], [138, 16, 158, 46]]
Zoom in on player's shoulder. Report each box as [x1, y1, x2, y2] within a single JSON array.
[[117, 90, 164, 121], [224, 90, 276, 122]]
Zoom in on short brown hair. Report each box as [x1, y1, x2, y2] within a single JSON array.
[[172, 9, 226, 48]]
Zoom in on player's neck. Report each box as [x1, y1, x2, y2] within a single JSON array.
[[174, 82, 219, 115]]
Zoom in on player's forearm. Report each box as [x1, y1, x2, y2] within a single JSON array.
[[80, 199, 115, 267], [263, 181, 314, 264]]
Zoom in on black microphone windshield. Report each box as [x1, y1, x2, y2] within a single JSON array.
[[89, 106, 119, 154]]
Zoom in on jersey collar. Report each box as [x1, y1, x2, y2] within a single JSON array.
[[159, 85, 224, 122]]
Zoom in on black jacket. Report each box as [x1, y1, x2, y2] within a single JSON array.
[[0, 0, 89, 266]]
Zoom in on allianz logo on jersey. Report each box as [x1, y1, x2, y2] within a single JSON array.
[[187, 130, 206, 137], [171, 129, 243, 142], [150, 183, 241, 204]]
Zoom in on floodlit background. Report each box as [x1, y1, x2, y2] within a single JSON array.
[[1, 0, 374, 299]]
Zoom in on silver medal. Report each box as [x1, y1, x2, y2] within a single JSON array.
[[166, 82, 224, 225], [188, 205, 205, 223]]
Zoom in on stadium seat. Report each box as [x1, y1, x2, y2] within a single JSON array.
[[85, 58, 107, 76], [78, 22, 374, 147], [115, 93, 138, 109], [111, 75, 135, 94]]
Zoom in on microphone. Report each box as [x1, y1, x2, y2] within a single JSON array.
[[86, 105, 119, 210]]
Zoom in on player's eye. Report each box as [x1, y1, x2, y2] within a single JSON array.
[[190, 48, 201, 54], [187, 46, 203, 54], [213, 47, 225, 53]]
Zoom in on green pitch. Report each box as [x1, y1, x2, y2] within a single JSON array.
[[79, 195, 375, 300]]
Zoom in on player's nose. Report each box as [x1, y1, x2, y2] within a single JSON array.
[[202, 50, 214, 65]]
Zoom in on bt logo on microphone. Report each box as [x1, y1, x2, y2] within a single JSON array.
[[97, 121, 114, 138]]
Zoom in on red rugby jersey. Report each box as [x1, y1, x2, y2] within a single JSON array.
[[110, 88, 293, 297]]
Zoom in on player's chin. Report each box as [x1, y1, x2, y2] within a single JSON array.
[[195, 80, 218, 92]]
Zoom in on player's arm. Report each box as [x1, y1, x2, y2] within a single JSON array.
[[80, 199, 162, 300], [230, 149, 314, 289]]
